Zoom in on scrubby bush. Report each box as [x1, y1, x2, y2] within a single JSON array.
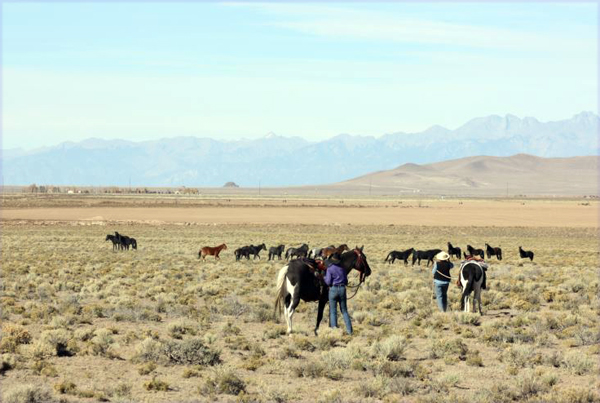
[[133, 337, 163, 363], [4, 384, 54, 403], [144, 377, 169, 392], [200, 368, 246, 396], [162, 338, 221, 366], [371, 335, 409, 361]]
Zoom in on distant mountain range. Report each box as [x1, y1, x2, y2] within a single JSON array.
[[331, 154, 598, 196], [3, 112, 598, 187]]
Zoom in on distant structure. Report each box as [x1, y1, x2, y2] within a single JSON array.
[[223, 182, 239, 188]]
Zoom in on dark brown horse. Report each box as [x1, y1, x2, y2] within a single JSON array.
[[485, 243, 502, 260], [199, 244, 227, 260], [321, 244, 349, 259]]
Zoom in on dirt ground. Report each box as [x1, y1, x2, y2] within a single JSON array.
[[1, 195, 597, 227]]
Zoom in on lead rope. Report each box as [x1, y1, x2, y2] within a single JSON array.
[[346, 278, 363, 300]]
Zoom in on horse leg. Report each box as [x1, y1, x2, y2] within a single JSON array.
[[475, 287, 483, 315], [315, 295, 327, 336], [285, 278, 299, 335]]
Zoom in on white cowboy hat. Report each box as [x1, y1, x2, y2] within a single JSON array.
[[435, 252, 450, 261]]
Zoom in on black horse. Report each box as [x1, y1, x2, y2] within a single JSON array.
[[234, 248, 246, 261], [105, 235, 120, 250], [247, 244, 266, 260], [412, 249, 442, 266], [120, 235, 137, 250], [114, 232, 137, 251], [268, 245, 285, 261], [466, 245, 485, 259], [485, 243, 502, 260], [384, 248, 414, 265], [447, 242, 462, 260], [274, 246, 371, 335], [285, 244, 309, 260], [519, 246, 534, 261]]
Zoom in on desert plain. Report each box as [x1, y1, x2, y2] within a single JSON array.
[[1, 193, 598, 403]]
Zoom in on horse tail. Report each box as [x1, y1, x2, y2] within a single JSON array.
[[530, 252, 534, 261], [385, 252, 392, 262], [274, 265, 288, 318], [198, 249, 202, 259]]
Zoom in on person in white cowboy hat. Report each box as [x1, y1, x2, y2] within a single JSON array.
[[432, 251, 454, 312]]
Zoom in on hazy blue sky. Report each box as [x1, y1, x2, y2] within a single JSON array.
[[2, 2, 598, 149]]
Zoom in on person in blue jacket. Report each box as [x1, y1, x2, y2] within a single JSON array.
[[324, 254, 352, 335]]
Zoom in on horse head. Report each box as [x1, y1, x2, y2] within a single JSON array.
[[352, 246, 371, 282], [105, 235, 111, 241]]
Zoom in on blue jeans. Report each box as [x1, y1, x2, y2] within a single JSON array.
[[434, 281, 450, 312], [329, 286, 352, 335]]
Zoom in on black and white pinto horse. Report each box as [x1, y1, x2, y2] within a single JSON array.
[[308, 246, 331, 259], [485, 243, 502, 260], [519, 246, 534, 261], [274, 247, 372, 335], [384, 248, 414, 265], [459, 261, 486, 314], [285, 244, 309, 260], [466, 245, 485, 259], [412, 249, 442, 266], [268, 245, 285, 261], [447, 242, 462, 260]]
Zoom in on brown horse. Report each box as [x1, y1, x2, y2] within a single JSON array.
[[321, 244, 349, 259], [199, 244, 227, 260]]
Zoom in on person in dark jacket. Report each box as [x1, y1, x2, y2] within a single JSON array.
[[324, 254, 352, 335], [432, 251, 453, 312]]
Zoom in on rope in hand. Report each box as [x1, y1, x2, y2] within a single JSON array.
[[346, 271, 363, 300]]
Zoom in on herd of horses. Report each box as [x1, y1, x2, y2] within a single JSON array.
[[105, 235, 534, 264], [104, 233, 535, 335], [385, 242, 534, 266], [194, 241, 534, 264], [105, 232, 137, 250]]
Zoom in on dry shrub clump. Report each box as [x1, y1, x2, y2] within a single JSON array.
[[163, 338, 222, 366], [199, 368, 246, 396], [133, 337, 221, 366], [3, 384, 54, 403]]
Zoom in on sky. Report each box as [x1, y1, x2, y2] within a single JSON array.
[[2, 2, 598, 150]]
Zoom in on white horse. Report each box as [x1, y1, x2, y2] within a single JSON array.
[[459, 261, 486, 314]]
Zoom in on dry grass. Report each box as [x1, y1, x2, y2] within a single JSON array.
[[1, 205, 598, 402]]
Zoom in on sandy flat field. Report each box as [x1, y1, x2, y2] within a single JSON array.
[[2, 199, 597, 227]]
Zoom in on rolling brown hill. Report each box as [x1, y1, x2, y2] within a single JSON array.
[[329, 154, 598, 196]]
